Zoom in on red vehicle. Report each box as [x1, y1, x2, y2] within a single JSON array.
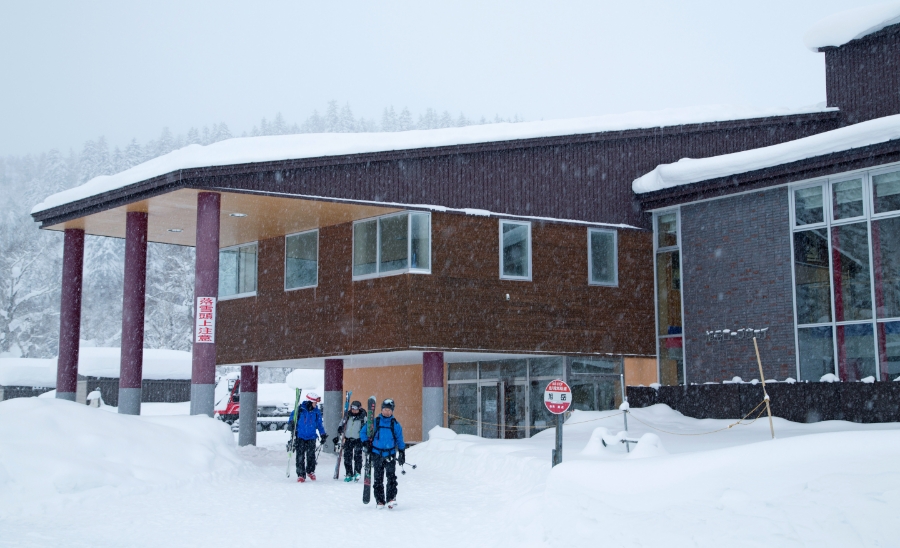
[[214, 373, 292, 431]]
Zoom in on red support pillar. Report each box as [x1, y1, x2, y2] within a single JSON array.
[[324, 359, 344, 444], [118, 211, 148, 415], [238, 365, 258, 446], [422, 351, 445, 439], [56, 229, 85, 401], [191, 192, 221, 416]]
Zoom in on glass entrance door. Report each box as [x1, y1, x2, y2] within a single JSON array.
[[503, 381, 527, 439], [478, 383, 501, 438]]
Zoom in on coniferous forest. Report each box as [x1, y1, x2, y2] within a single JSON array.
[[0, 102, 519, 360]]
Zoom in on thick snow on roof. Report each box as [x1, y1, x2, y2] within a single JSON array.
[[633, 114, 900, 194], [804, 1, 900, 51], [32, 104, 835, 214], [0, 346, 192, 386]]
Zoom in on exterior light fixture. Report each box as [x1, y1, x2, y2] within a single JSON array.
[[167, 228, 183, 233], [229, 213, 248, 218]]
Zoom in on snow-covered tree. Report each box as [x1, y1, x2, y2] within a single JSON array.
[[397, 107, 414, 131]]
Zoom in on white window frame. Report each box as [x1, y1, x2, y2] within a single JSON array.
[[351, 211, 432, 281], [499, 219, 532, 281], [218, 241, 258, 301], [587, 228, 618, 287], [284, 229, 319, 291], [788, 162, 900, 382]]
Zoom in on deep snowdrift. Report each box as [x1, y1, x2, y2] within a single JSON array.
[[0, 398, 244, 517], [804, 2, 900, 51]]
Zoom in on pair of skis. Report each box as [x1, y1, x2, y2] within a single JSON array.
[[332, 391, 352, 480], [362, 395, 377, 504], [285, 389, 302, 478]]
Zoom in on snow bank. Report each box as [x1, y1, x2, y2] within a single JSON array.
[[0, 357, 56, 387], [633, 114, 900, 194], [78, 346, 191, 379], [804, 2, 900, 51], [0, 398, 244, 517], [257, 382, 296, 407], [33, 105, 834, 213]]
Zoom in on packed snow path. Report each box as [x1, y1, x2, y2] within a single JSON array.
[[2, 398, 900, 547]]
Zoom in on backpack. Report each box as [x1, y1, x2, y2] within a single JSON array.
[[374, 415, 398, 451]]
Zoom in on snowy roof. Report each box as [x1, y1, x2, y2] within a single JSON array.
[[32, 104, 835, 214], [0, 346, 193, 386], [804, 2, 900, 51], [632, 114, 900, 194]]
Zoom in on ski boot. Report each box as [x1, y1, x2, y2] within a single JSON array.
[[387, 500, 398, 510], [296, 475, 306, 483], [344, 475, 354, 482], [376, 503, 385, 510], [353, 473, 361, 482], [308, 473, 316, 481]]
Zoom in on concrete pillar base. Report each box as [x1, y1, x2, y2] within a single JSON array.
[[56, 391, 76, 402], [422, 387, 444, 439], [190, 383, 215, 417], [118, 387, 142, 415], [324, 359, 344, 450], [238, 391, 258, 446]]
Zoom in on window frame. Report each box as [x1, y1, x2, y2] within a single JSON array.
[[788, 162, 900, 382], [652, 208, 686, 386], [498, 219, 532, 281], [351, 211, 432, 281], [284, 228, 319, 291], [218, 241, 258, 301], [587, 228, 618, 287]]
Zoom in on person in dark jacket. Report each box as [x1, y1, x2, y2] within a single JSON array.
[[287, 392, 327, 482], [359, 398, 405, 509], [335, 400, 367, 482]]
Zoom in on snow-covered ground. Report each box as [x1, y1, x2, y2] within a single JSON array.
[[2, 398, 899, 547]]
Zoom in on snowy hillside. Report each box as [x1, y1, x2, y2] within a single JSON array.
[[3, 398, 898, 547]]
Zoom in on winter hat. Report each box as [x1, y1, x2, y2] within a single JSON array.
[[305, 392, 321, 403], [381, 398, 395, 410], [351, 400, 362, 409]]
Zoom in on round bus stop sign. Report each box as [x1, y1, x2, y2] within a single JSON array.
[[544, 379, 572, 414]]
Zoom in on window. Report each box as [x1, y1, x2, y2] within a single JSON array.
[[790, 164, 900, 382], [500, 220, 531, 280], [588, 229, 617, 286], [285, 230, 318, 290], [219, 243, 257, 299], [654, 210, 684, 386], [352, 212, 431, 279]]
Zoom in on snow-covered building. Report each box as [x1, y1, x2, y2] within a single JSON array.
[[30, 5, 900, 438]]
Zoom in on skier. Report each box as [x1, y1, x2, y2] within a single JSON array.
[[359, 398, 405, 509], [287, 392, 327, 482], [335, 400, 367, 482]]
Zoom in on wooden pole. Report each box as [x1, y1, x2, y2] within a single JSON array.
[[753, 337, 776, 440]]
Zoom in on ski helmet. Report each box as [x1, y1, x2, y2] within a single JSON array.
[[350, 400, 362, 410], [381, 398, 395, 410], [305, 392, 321, 403]]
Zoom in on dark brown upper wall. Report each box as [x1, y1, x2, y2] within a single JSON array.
[[215, 211, 656, 364], [824, 24, 900, 125], [33, 112, 840, 231]]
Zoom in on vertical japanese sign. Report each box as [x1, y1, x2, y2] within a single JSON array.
[[195, 296, 216, 343]]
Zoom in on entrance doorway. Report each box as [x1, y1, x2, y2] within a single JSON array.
[[477, 380, 527, 439]]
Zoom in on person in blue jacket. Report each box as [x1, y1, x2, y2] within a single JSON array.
[[359, 398, 405, 509], [287, 392, 327, 482]]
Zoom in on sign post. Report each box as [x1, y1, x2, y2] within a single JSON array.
[[544, 379, 572, 467]]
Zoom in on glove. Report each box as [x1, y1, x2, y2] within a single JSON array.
[[320, 434, 328, 444], [332, 437, 339, 445], [398, 449, 406, 466], [364, 440, 373, 453], [286, 421, 295, 432], [286, 440, 293, 452], [337, 425, 344, 435]]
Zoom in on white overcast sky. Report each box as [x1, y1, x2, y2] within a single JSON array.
[[0, 0, 885, 155]]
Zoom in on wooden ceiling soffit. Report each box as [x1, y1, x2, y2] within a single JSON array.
[[44, 188, 402, 248]]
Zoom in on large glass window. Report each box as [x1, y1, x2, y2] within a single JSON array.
[[798, 326, 834, 381], [872, 217, 900, 319], [219, 243, 257, 298], [791, 165, 900, 382], [794, 229, 832, 324], [448, 384, 477, 436], [795, 186, 825, 225], [588, 229, 617, 286], [655, 209, 684, 386], [831, 223, 872, 321], [352, 212, 431, 279], [872, 170, 900, 214], [285, 230, 318, 290], [500, 220, 531, 280]]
